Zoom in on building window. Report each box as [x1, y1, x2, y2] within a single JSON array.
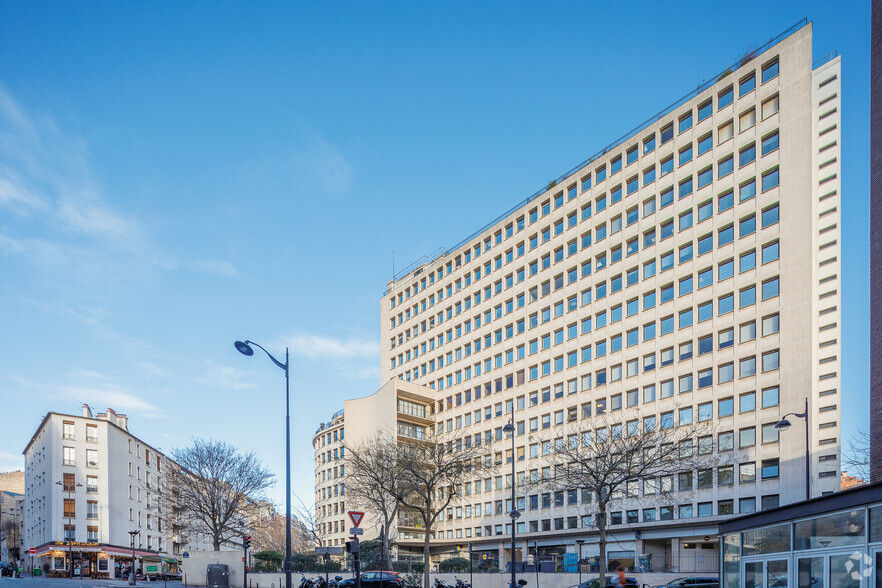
[[64, 498, 76, 518], [63, 473, 75, 492], [63, 446, 75, 466], [63, 421, 75, 440]]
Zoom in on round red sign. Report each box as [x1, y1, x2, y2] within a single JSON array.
[[29, 547, 36, 554]]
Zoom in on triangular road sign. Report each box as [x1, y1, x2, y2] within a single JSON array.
[[348, 511, 365, 528]]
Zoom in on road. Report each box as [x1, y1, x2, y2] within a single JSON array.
[[0, 578, 185, 588]]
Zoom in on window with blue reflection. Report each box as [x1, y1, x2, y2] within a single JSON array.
[[661, 251, 674, 271], [698, 167, 713, 189], [680, 210, 693, 230], [660, 283, 674, 302], [761, 60, 778, 83], [628, 177, 639, 194], [698, 99, 713, 121], [762, 131, 779, 155], [611, 186, 622, 204], [680, 177, 693, 199], [680, 275, 693, 295], [740, 286, 756, 307], [679, 112, 693, 133], [698, 268, 713, 289], [661, 124, 674, 144], [627, 146, 638, 165], [661, 156, 674, 176], [739, 215, 755, 237], [762, 241, 779, 264], [762, 168, 779, 191], [698, 133, 713, 155], [762, 204, 779, 227], [718, 86, 733, 109], [718, 225, 734, 246], [740, 179, 756, 202], [740, 250, 756, 272], [698, 200, 713, 222], [611, 156, 622, 175], [643, 168, 656, 186], [698, 301, 713, 322], [644, 134, 656, 154], [740, 73, 756, 96], [660, 187, 674, 208], [718, 155, 734, 178], [679, 243, 693, 263], [698, 234, 713, 255], [596, 166, 606, 183], [740, 144, 756, 167], [719, 260, 734, 280], [627, 267, 639, 286], [627, 298, 638, 316], [680, 144, 693, 165], [718, 190, 734, 212]]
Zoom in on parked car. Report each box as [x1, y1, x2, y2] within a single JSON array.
[[575, 576, 639, 588], [0, 562, 15, 577], [654, 578, 719, 588], [337, 571, 403, 588]]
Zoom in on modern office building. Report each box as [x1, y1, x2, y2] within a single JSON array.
[[21, 406, 213, 578], [322, 21, 844, 572]]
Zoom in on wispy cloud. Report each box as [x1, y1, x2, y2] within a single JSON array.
[[0, 82, 238, 287], [8, 371, 162, 418], [0, 451, 23, 472], [286, 333, 379, 360], [194, 361, 257, 391]]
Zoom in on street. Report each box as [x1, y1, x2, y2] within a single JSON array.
[[0, 578, 184, 588]]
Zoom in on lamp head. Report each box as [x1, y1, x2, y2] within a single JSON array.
[[510, 509, 521, 520], [234, 341, 254, 356], [775, 418, 792, 431], [503, 421, 515, 434]]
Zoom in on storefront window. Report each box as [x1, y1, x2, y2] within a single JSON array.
[[722, 533, 740, 588], [794, 510, 865, 550], [870, 506, 882, 543], [742, 523, 790, 556]]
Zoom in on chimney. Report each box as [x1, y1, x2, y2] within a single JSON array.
[[116, 413, 128, 431], [83, 404, 93, 418]]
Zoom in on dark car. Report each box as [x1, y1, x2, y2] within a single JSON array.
[[338, 571, 403, 588], [0, 562, 15, 577], [654, 578, 719, 588], [576, 576, 639, 588]]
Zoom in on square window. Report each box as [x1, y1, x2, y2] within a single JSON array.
[[740, 73, 756, 97], [698, 99, 713, 122], [762, 59, 779, 83], [718, 86, 734, 109], [762, 168, 779, 191]]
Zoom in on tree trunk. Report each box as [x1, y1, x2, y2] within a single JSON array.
[[422, 513, 431, 588], [597, 505, 607, 588]]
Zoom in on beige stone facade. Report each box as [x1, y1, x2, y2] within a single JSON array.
[[321, 22, 843, 572]]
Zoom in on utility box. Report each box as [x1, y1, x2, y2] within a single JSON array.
[[206, 564, 230, 588]]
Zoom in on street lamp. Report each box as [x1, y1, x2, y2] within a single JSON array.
[[575, 539, 585, 586], [55, 479, 82, 578], [775, 398, 810, 500], [503, 419, 518, 588], [128, 530, 140, 586], [235, 339, 292, 588]]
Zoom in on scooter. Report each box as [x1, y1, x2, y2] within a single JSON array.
[[454, 576, 471, 588], [432, 578, 449, 588]]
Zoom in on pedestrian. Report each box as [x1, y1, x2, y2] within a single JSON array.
[[615, 565, 626, 588]]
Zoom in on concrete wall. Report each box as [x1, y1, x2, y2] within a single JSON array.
[[182, 551, 244, 587]]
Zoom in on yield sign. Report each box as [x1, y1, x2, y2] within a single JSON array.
[[348, 511, 365, 528]]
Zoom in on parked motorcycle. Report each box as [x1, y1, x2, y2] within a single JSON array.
[[300, 575, 316, 588], [454, 577, 471, 588], [432, 578, 449, 588]]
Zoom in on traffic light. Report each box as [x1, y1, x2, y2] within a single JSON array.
[[345, 540, 359, 554], [243, 536, 251, 550]]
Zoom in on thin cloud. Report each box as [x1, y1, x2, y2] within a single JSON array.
[[8, 372, 162, 418], [0, 451, 23, 472], [285, 333, 379, 360], [194, 361, 257, 391]]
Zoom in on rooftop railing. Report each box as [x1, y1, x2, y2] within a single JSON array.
[[386, 18, 810, 293]]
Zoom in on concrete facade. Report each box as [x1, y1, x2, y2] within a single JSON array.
[[317, 22, 844, 574], [21, 406, 213, 578]]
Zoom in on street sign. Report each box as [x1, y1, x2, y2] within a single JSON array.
[[481, 554, 487, 561], [350, 527, 364, 536], [183, 552, 189, 558], [316, 547, 345, 555], [28, 547, 36, 555], [348, 511, 365, 527]]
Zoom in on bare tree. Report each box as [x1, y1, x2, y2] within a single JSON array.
[[293, 494, 326, 551], [389, 428, 489, 588], [252, 509, 313, 554], [344, 433, 402, 569], [842, 429, 870, 483], [537, 415, 715, 586], [170, 439, 274, 550]]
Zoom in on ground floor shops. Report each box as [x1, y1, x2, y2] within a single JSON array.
[[395, 523, 723, 575], [26, 541, 164, 579]]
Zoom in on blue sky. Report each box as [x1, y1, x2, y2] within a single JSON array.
[[0, 1, 871, 508]]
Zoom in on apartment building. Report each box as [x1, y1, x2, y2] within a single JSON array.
[[21, 406, 212, 578], [322, 21, 844, 571]]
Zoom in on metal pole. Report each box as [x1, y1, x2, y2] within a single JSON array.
[[804, 397, 810, 501], [468, 543, 472, 588], [533, 541, 538, 588], [510, 429, 516, 588], [285, 348, 293, 588], [68, 489, 73, 579], [576, 541, 583, 586]]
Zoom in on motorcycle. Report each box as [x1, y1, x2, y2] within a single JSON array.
[[454, 577, 471, 588], [329, 576, 344, 588], [300, 575, 316, 588], [432, 578, 449, 588], [508, 580, 528, 588]]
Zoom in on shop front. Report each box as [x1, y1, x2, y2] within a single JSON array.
[[719, 481, 882, 588], [31, 541, 156, 579]]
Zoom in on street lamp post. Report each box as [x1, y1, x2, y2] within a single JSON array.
[[774, 398, 810, 501], [128, 530, 140, 586], [502, 419, 519, 588], [575, 540, 584, 586], [235, 340, 292, 588], [55, 479, 82, 578]]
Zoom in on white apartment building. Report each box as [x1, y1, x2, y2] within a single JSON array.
[[21, 406, 212, 578], [322, 22, 843, 572]]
